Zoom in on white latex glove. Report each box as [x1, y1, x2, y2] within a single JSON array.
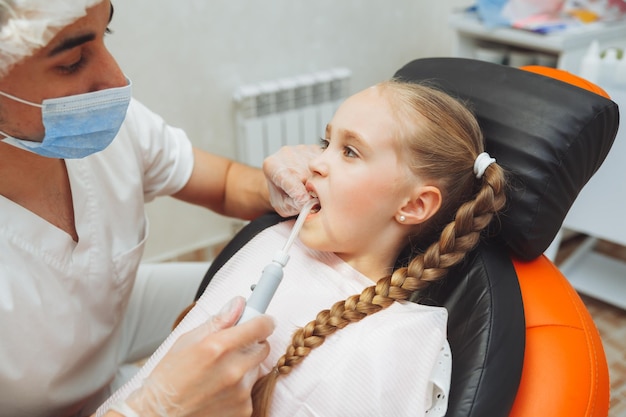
[[263, 144, 321, 217], [100, 297, 274, 417]]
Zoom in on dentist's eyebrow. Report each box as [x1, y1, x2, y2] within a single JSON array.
[[47, 3, 113, 58], [47, 33, 96, 57]]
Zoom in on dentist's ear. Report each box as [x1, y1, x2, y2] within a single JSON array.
[[396, 186, 442, 225]]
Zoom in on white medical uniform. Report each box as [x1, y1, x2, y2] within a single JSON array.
[[0, 99, 204, 417], [100, 221, 451, 417]]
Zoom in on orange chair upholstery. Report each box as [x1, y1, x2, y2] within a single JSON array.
[[521, 65, 610, 99], [510, 256, 610, 417]]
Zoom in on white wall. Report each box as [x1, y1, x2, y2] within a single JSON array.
[[105, 0, 472, 261]]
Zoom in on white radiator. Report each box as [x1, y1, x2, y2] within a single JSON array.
[[233, 68, 352, 167]]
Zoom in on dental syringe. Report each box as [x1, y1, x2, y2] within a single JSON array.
[[237, 198, 319, 324]]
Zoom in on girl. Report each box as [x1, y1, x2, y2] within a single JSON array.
[[102, 79, 506, 417], [249, 79, 506, 416]]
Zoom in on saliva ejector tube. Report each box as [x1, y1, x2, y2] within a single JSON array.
[[237, 198, 319, 323]]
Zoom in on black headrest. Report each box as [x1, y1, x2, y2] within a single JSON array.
[[394, 58, 619, 260]]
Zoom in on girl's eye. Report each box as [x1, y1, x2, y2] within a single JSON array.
[[343, 146, 358, 158], [319, 138, 330, 150]]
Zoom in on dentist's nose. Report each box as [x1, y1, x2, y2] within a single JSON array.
[[89, 46, 127, 92]]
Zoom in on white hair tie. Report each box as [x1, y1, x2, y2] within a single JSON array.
[[473, 152, 496, 179]]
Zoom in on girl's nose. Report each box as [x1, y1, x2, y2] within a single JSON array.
[[308, 150, 328, 176]]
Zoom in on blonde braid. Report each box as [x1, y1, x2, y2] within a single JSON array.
[[251, 163, 506, 417]]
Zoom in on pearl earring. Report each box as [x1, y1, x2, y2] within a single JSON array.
[[399, 215, 406, 222]]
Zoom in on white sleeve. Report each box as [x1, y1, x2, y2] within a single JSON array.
[[120, 98, 195, 202]]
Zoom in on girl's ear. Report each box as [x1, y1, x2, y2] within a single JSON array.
[[396, 185, 442, 225]]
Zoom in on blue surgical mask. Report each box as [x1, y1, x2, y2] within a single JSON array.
[[0, 79, 132, 159]]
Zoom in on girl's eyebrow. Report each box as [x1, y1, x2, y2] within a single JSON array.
[[343, 130, 368, 147], [327, 123, 372, 152]]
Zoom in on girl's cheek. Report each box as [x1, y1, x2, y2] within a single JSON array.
[[340, 189, 365, 212]]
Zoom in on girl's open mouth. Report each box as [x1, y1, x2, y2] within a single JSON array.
[[308, 192, 321, 213]]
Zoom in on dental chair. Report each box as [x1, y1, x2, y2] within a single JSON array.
[[195, 58, 619, 416]]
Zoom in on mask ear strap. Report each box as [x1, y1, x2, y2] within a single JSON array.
[[0, 90, 42, 108]]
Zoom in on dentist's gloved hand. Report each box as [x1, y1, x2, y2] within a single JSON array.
[[263, 144, 321, 217], [117, 297, 274, 417]]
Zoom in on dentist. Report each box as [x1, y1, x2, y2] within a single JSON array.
[[0, 1, 312, 416]]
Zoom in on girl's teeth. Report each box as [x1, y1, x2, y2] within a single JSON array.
[[308, 192, 320, 212]]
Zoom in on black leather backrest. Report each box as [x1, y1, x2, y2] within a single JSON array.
[[394, 58, 619, 260], [416, 239, 524, 417]]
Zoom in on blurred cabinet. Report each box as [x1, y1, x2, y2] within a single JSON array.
[[448, 9, 626, 72], [450, 9, 626, 309]]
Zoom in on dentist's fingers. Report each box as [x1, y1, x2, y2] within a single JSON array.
[[264, 144, 320, 217], [123, 301, 275, 417]]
